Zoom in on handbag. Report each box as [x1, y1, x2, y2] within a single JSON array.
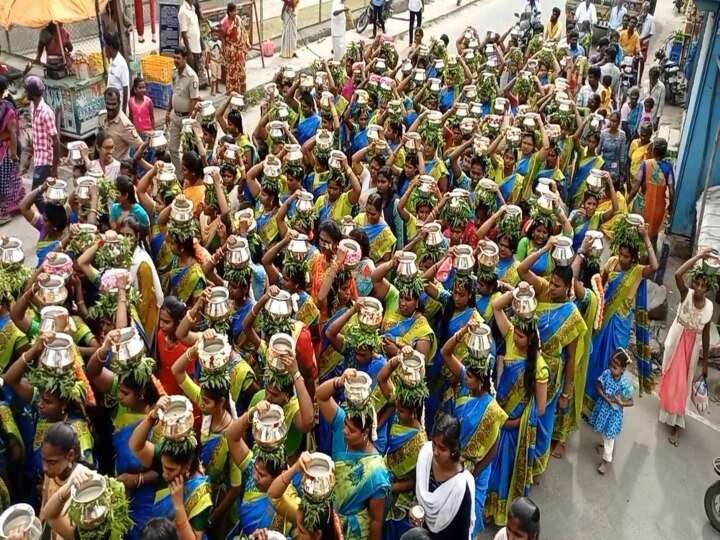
[[692, 376, 709, 413]]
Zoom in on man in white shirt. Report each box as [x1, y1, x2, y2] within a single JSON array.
[[642, 66, 666, 130], [574, 0, 597, 30], [331, 0, 348, 62], [608, 0, 627, 32], [179, 0, 204, 86], [104, 32, 130, 113], [638, 1, 655, 79]]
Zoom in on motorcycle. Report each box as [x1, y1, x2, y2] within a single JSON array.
[[355, 0, 394, 34], [617, 55, 640, 109], [674, 0, 685, 13], [513, 12, 544, 53], [655, 39, 685, 106], [704, 457, 720, 531]]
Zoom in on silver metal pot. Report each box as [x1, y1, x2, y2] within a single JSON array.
[[585, 230, 605, 257], [344, 371, 372, 407], [39, 333, 76, 375], [339, 238, 361, 270], [302, 452, 336, 502], [454, 244, 475, 273], [513, 282, 537, 319], [358, 297, 383, 329], [397, 252, 419, 277], [252, 404, 287, 448], [268, 333, 295, 372], [288, 234, 310, 260], [478, 240, 500, 268], [398, 352, 425, 387], [296, 191, 314, 214], [46, 180, 68, 206], [170, 196, 194, 224], [70, 474, 109, 529], [112, 326, 146, 367], [225, 237, 251, 267], [158, 396, 195, 440], [35, 274, 68, 306], [467, 323, 493, 358], [206, 286, 232, 321], [198, 333, 232, 371], [423, 222, 444, 247], [266, 290, 293, 320], [552, 236, 574, 267], [39, 306, 69, 333], [0, 504, 42, 540], [0, 237, 24, 267]]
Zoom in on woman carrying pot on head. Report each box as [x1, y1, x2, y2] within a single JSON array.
[[515, 204, 573, 279], [226, 400, 296, 537], [569, 118, 605, 211], [35, 423, 95, 538], [475, 206, 522, 287], [441, 319, 507, 537], [243, 158, 283, 247], [488, 131, 524, 205], [156, 196, 208, 307], [197, 168, 231, 254], [658, 249, 716, 447], [569, 171, 619, 251], [19, 178, 69, 267], [583, 221, 658, 417], [313, 157, 362, 224], [44, 469, 133, 540], [354, 193, 398, 264], [170, 329, 244, 536], [86, 328, 165, 538], [262, 230, 321, 339], [317, 368, 391, 540], [371, 252, 436, 362], [129, 396, 213, 538], [411, 412, 475, 539], [484, 290, 547, 526], [4, 333, 96, 510], [376, 346, 428, 540], [241, 286, 316, 458], [518, 236, 587, 465]]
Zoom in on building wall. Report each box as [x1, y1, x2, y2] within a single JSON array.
[[670, 5, 720, 236]]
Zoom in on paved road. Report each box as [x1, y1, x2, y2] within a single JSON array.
[[6, 0, 718, 536]]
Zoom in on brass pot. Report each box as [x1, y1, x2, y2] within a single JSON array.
[[112, 326, 146, 367], [206, 286, 232, 321], [512, 282, 537, 319], [466, 323, 493, 358], [39, 333, 76, 375], [252, 404, 287, 448], [198, 333, 232, 371], [358, 297, 383, 329], [158, 396, 194, 440], [302, 452, 336, 502]]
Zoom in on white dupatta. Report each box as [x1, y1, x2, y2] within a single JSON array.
[[130, 246, 164, 308], [415, 441, 475, 538]]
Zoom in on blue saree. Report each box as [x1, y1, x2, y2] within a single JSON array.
[[297, 114, 321, 145]]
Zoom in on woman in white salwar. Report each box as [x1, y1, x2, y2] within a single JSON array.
[[658, 248, 715, 447], [280, 0, 299, 59]]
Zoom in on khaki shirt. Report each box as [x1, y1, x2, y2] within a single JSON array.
[[172, 65, 199, 115], [100, 111, 142, 161]]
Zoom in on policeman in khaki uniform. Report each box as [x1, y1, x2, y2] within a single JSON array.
[[99, 86, 143, 161], [167, 45, 200, 173]]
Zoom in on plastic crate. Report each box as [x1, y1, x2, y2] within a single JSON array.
[[146, 82, 173, 110], [669, 41, 683, 63], [141, 54, 175, 84]]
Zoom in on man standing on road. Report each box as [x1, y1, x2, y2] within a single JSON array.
[[331, 0, 348, 61], [25, 75, 59, 214], [178, 0, 207, 90], [408, 0, 423, 46], [639, 2, 655, 78], [99, 87, 142, 161], [166, 46, 199, 174], [608, 0, 627, 33], [104, 33, 130, 114], [642, 66, 666, 131]]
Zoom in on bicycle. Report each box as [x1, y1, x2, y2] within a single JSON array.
[[355, 0, 394, 34]]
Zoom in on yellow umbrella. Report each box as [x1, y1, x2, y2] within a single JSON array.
[[0, 0, 108, 29]]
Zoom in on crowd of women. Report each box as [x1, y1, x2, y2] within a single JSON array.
[[0, 11, 711, 540]]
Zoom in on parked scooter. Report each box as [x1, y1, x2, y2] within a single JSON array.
[[704, 458, 720, 531], [617, 55, 641, 109], [655, 40, 685, 106], [674, 0, 685, 13]]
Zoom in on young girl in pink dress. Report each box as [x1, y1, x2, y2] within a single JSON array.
[[659, 248, 716, 446], [129, 77, 155, 136]]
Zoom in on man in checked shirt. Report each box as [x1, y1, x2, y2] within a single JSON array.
[[24, 75, 60, 213]]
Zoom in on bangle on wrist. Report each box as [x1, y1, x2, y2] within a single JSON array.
[[293, 371, 302, 382]]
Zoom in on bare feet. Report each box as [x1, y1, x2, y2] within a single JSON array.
[[598, 460, 609, 474], [152, 35, 157, 43], [551, 441, 566, 459], [595, 444, 604, 456], [668, 434, 680, 447]]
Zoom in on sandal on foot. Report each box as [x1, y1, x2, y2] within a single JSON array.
[[668, 436, 679, 447]]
